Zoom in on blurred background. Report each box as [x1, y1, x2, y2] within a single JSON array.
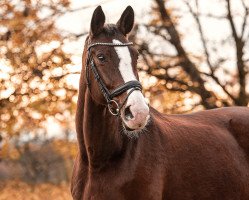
[[0, 0, 249, 199]]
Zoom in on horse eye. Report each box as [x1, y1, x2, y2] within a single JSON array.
[[97, 54, 105, 62]]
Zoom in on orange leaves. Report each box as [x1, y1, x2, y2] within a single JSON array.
[[1, 142, 21, 160], [52, 139, 78, 160], [0, 0, 77, 137]]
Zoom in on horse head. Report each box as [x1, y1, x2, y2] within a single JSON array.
[[84, 6, 150, 132]]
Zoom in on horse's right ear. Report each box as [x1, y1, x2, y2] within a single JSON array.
[[90, 6, 105, 37]]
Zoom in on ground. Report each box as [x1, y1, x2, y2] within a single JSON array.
[[0, 180, 72, 200]]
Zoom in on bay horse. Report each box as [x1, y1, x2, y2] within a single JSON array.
[[71, 5, 249, 200]]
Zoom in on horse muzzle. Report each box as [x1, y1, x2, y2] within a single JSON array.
[[121, 91, 150, 131]]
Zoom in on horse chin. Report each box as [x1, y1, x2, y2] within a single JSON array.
[[123, 123, 136, 132], [121, 115, 150, 135]]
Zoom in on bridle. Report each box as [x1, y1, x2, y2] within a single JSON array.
[[86, 41, 142, 116]]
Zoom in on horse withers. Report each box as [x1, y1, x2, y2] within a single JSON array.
[[71, 5, 249, 200]]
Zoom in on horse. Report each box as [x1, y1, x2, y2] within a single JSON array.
[[71, 5, 249, 200]]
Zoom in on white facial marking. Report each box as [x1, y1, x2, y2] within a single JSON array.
[[113, 39, 149, 130], [112, 39, 136, 82]]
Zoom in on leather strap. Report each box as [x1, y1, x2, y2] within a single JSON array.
[[110, 81, 142, 99]]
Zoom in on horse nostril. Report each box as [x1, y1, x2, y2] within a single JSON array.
[[124, 106, 134, 121]]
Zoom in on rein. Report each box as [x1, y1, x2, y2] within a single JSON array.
[[86, 42, 142, 116]]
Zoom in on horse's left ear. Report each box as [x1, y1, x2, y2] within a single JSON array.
[[116, 6, 134, 36]]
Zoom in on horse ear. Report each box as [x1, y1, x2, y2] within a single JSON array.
[[116, 6, 134, 36], [90, 6, 105, 36]]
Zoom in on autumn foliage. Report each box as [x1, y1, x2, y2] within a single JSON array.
[[0, 0, 249, 198], [0, 0, 76, 136]]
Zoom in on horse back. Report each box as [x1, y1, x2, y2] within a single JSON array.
[[165, 106, 249, 158], [157, 107, 249, 200], [227, 107, 249, 159]]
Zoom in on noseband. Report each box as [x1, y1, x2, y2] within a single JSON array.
[[86, 42, 142, 116]]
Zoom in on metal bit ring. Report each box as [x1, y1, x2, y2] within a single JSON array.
[[107, 100, 120, 116]]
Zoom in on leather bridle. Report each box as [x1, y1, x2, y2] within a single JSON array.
[[86, 41, 142, 116]]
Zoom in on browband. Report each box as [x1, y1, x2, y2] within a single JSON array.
[[88, 42, 133, 51]]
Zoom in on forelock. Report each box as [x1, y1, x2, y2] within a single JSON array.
[[102, 24, 120, 37]]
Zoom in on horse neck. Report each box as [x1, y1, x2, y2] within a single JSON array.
[[83, 88, 125, 168], [76, 42, 126, 168]]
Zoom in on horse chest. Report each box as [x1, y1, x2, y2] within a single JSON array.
[[82, 161, 165, 200]]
